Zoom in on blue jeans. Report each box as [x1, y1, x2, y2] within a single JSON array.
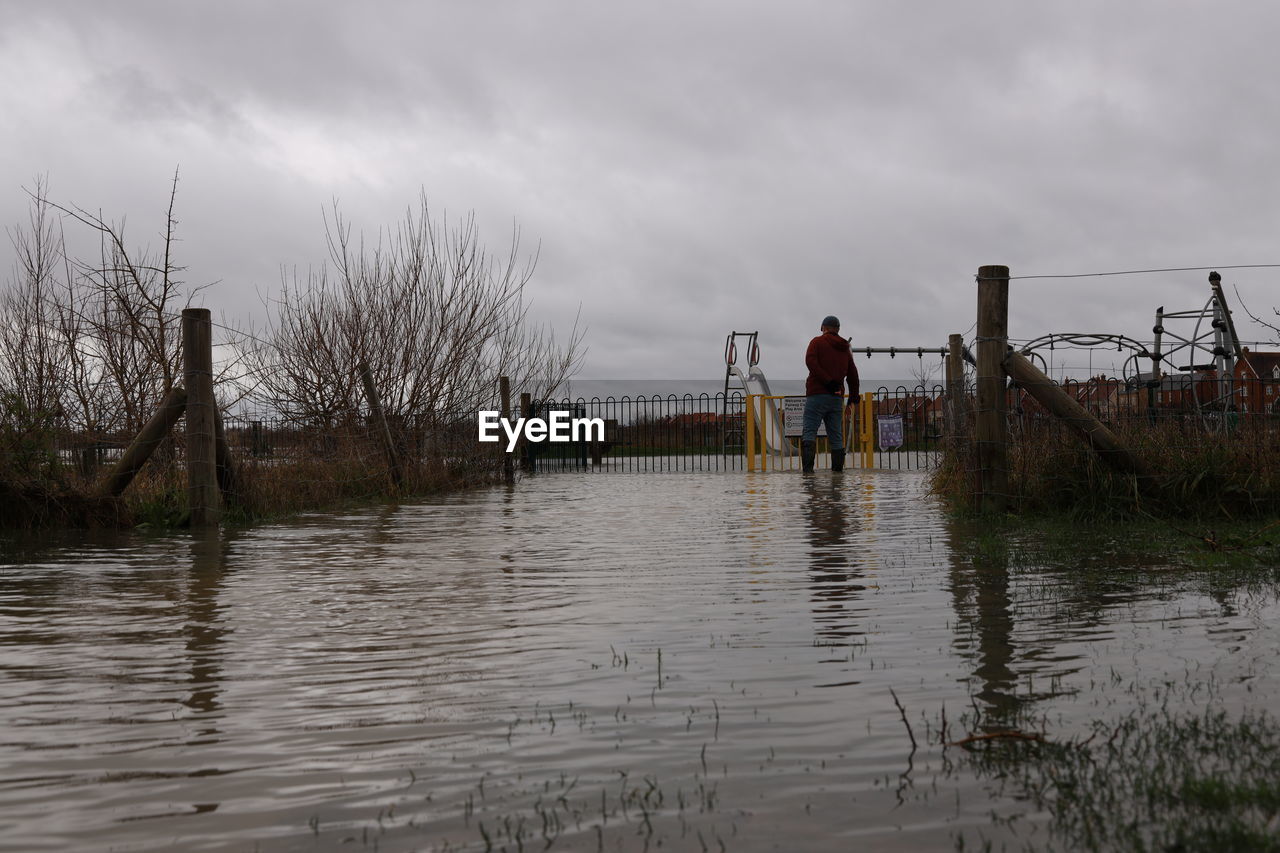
[[801, 394, 845, 452]]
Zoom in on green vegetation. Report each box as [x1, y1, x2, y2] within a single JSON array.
[[949, 514, 1280, 575], [944, 516, 1280, 851], [956, 702, 1280, 852]]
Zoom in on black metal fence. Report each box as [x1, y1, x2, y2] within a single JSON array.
[[862, 384, 946, 471], [528, 393, 747, 472], [1015, 373, 1280, 423], [28, 387, 951, 486], [526, 386, 947, 473]]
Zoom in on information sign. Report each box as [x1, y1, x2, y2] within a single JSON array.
[[782, 396, 826, 438], [877, 414, 904, 450]]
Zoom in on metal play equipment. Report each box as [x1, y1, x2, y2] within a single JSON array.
[[723, 331, 790, 456], [725, 331, 949, 472], [1146, 271, 1244, 411], [1016, 271, 1246, 420]]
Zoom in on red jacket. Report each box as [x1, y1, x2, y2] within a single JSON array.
[[805, 332, 860, 397]]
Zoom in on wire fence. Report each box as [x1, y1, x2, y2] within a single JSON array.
[[951, 372, 1280, 514], [17, 408, 504, 523]]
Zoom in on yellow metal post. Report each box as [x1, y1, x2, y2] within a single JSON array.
[[860, 391, 874, 469], [842, 396, 854, 459], [746, 394, 757, 471], [760, 396, 769, 472]]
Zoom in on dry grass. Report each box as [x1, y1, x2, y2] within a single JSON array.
[[937, 413, 1280, 520], [0, 425, 508, 529]]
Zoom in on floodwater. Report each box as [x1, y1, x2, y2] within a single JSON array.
[[1, 469, 1277, 852]]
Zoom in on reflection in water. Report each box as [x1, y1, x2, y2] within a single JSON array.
[[2, 473, 1278, 852], [801, 476, 868, 644], [945, 522, 1116, 724], [499, 480, 518, 570], [183, 533, 231, 744], [945, 522, 1024, 722]]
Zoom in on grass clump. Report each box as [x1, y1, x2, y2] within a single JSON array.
[[937, 414, 1280, 521], [0, 421, 508, 531], [959, 704, 1280, 852]]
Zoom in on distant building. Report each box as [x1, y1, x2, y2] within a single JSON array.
[[1234, 348, 1280, 413], [1125, 370, 1220, 409]]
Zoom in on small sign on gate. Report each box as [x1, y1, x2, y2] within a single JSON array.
[[782, 396, 827, 438], [877, 414, 904, 450]]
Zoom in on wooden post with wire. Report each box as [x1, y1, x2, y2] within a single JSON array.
[[945, 333, 968, 446], [359, 360, 402, 490], [183, 308, 221, 527], [499, 376, 515, 481], [975, 265, 1009, 513]]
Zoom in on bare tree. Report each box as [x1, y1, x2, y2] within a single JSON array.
[[240, 193, 585, 426], [1234, 284, 1280, 343], [909, 353, 945, 389], [1, 178, 72, 426], [1, 171, 196, 445], [46, 170, 190, 432]]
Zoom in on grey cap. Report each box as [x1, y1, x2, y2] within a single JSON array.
[[822, 315, 840, 328]]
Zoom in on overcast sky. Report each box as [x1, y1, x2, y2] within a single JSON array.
[[4, 1, 1280, 381]]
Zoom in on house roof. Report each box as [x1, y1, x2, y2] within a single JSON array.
[[1129, 371, 1219, 391], [1238, 350, 1280, 380]]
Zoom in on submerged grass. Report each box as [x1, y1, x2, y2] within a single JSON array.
[[945, 516, 1280, 852], [948, 511, 1280, 583], [956, 702, 1280, 853]]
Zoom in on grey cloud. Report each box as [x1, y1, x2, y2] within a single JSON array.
[[80, 66, 255, 140], [5, 1, 1280, 380]]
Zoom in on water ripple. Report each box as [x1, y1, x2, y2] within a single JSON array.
[[1, 470, 1277, 850]]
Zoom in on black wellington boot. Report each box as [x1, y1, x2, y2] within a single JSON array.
[[801, 441, 816, 474], [831, 450, 845, 472]]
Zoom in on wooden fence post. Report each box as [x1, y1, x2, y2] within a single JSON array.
[[945, 332, 967, 445], [499, 376, 515, 482], [359, 361, 403, 490], [975, 265, 1010, 513], [183, 308, 220, 527], [99, 386, 187, 497]]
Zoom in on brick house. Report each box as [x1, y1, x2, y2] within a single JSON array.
[[1234, 348, 1280, 413]]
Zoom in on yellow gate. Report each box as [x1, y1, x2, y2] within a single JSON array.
[[746, 392, 875, 471]]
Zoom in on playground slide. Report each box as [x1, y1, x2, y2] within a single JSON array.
[[730, 365, 792, 454]]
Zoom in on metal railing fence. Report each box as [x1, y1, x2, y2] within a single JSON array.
[[527, 393, 746, 472]]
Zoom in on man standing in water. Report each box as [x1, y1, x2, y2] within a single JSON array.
[[802, 315, 859, 473]]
